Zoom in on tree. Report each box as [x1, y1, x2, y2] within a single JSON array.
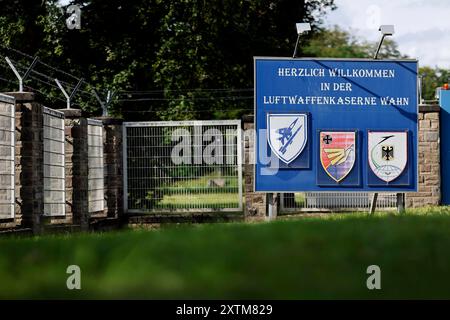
[[419, 66, 450, 101], [303, 26, 406, 59], [0, 0, 336, 119]]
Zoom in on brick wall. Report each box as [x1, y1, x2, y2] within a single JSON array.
[[406, 104, 441, 207], [55, 110, 87, 229], [242, 116, 266, 221], [4, 92, 44, 232], [0, 91, 125, 232], [95, 117, 123, 219]]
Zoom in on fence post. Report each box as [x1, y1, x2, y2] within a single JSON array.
[[5, 92, 43, 234], [405, 103, 441, 207], [62, 109, 89, 231], [94, 116, 123, 220], [242, 115, 267, 221], [267, 193, 278, 220]]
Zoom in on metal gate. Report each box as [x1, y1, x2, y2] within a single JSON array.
[[280, 192, 397, 212], [123, 120, 243, 213]]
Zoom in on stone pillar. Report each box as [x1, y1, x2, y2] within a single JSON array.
[[406, 103, 441, 207], [94, 117, 123, 219], [242, 115, 266, 221], [5, 92, 43, 233], [62, 109, 89, 230]]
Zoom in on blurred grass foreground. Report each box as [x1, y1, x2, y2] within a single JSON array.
[[2, 207, 450, 299]]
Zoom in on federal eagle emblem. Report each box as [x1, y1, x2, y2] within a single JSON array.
[[368, 131, 407, 183]]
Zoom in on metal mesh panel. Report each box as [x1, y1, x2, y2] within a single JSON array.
[[123, 120, 243, 213], [280, 192, 397, 212], [87, 119, 104, 213], [43, 107, 65, 216], [0, 99, 14, 219]]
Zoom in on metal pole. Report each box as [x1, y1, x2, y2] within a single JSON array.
[[396, 193, 405, 213], [370, 32, 389, 213], [93, 89, 115, 116], [5, 57, 23, 92], [56, 78, 84, 109], [292, 34, 301, 58], [92, 89, 106, 115], [373, 34, 386, 59], [369, 193, 378, 215], [106, 90, 115, 116], [5, 56, 39, 92], [55, 79, 71, 109], [23, 56, 39, 81], [70, 78, 84, 101]]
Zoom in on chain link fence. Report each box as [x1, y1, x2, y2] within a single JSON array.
[[123, 120, 243, 213]]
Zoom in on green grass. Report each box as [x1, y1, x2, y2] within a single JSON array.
[[2, 207, 450, 299], [166, 172, 239, 189], [159, 192, 239, 207], [137, 172, 242, 210]]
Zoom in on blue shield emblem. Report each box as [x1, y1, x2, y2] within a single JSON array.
[[267, 113, 307, 164]]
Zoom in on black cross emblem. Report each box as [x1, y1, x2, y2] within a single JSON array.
[[382, 146, 394, 161], [323, 135, 332, 144]]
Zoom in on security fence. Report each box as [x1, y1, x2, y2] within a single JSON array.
[[123, 120, 243, 213], [43, 107, 65, 217], [87, 119, 105, 214], [280, 192, 397, 212], [0, 95, 14, 219], [0, 93, 435, 232]]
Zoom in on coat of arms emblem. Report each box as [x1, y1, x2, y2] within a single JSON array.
[[267, 113, 307, 164], [368, 131, 407, 182], [320, 131, 356, 182]]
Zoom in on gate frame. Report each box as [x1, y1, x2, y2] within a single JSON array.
[[122, 120, 243, 214]]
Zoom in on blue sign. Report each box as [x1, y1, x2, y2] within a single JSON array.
[[254, 58, 418, 192], [440, 89, 450, 204]]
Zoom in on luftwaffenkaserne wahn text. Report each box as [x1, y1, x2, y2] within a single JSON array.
[[263, 67, 409, 106]]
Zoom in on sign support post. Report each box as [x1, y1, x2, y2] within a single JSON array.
[[396, 193, 405, 213], [267, 193, 278, 220], [371, 25, 397, 215]]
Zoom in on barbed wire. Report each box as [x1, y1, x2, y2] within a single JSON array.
[[118, 88, 254, 95], [0, 44, 254, 113]]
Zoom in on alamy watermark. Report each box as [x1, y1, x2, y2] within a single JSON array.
[[169, 127, 280, 176], [366, 265, 381, 290], [66, 4, 81, 30], [66, 265, 81, 290]]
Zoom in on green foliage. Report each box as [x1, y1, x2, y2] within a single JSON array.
[[304, 27, 450, 101], [419, 66, 450, 101], [0, 0, 335, 119], [303, 26, 406, 59]]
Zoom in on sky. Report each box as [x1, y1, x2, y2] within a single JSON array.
[[58, 0, 450, 68], [324, 0, 450, 68]]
